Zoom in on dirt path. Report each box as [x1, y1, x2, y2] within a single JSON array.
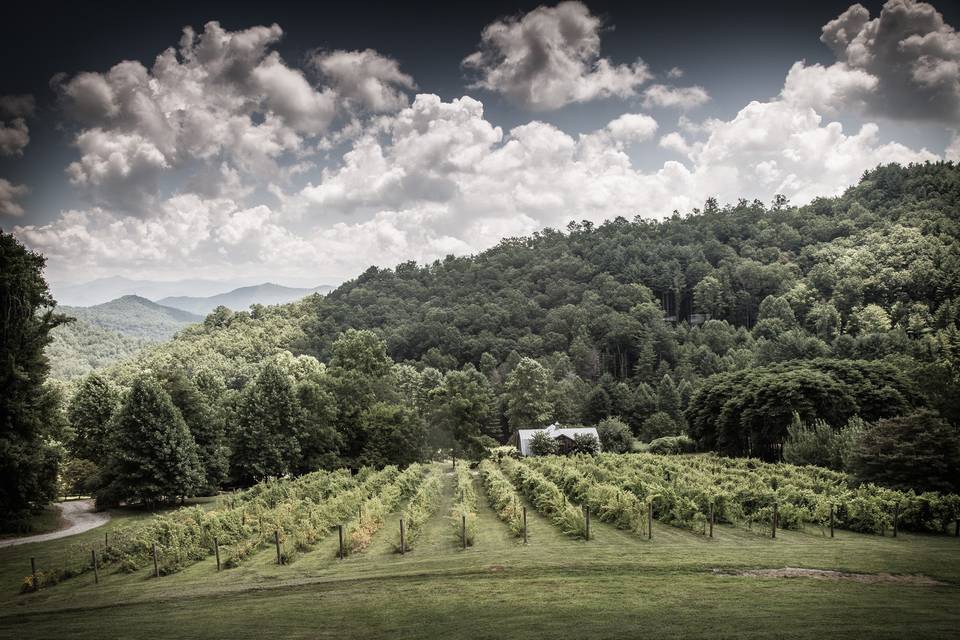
[[0, 500, 110, 548]]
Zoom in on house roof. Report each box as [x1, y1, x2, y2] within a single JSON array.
[[514, 423, 600, 456]]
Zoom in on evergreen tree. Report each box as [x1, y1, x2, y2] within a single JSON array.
[[231, 363, 302, 484], [68, 373, 120, 465], [582, 386, 612, 424], [98, 376, 202, 507], [162, 371, 229, 493], [656, 374, 683, 421], [0, 232, 70, 527]]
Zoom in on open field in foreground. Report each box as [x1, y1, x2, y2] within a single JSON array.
[[1, 465, 958, 640]]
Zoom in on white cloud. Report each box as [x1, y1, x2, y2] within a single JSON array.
[[462, 1, 651, 110], [642, 84, 711, 110], [813, 0, 960, 122], [0, 94, 35, 156], [666, 67, 684, 79], [780, 61, 878, 114], [0, 179, 29, 216], [311, 49, 416, 113], [52, 22, 414, 212], [659, 131, 693, 156], [19, 84, 941, 284]]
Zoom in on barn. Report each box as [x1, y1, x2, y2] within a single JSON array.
[[509, 423, 601, 457]]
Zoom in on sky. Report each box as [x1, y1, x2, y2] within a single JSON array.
[[1, 0, 958, 292]]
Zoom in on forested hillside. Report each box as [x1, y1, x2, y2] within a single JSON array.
[[45, 296, 203, 380], [61, 296, 202, 342], [54, 162, 960, 503]]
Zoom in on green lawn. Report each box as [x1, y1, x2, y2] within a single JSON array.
[[1, 466, 958, 639], [0, 506, 64, 540]]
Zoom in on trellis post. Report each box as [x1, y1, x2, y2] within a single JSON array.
[[152, 544, 159, 577], [522, 507, 528, 544], [30, 556, 37, 591], [91, 549, 99, 584], [399, 518, 405, 555], [338, 524, 344, 560], [214, 539, 221, 571], [772, 503, 778, 539], [274, 530, 282, 564], [647, 501, 653, 540], [709, 502, 714, 538]]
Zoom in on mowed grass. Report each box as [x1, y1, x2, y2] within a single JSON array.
[[1, 465, 958, 639]]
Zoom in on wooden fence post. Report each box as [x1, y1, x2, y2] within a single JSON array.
[[585, 505, 590, 541], [522, 507, 528, 544], [893, 504, 899, 538], [104, 531, 109, 551], [709, 502, 714, 538], [772, 503, 778, 539], [92, 549, 99, 584], [152, 544, 159, 577], [30, 557, 37, 591], [462, 514, 467, 549], [274, 530, 282, 564], [647, 501, 653, 540], [829, 505, 834, 539], [338, 524, 344, 560], [399, 518, 405, 555], [955, 518, 959, 538], [214, 539, 221, 571]]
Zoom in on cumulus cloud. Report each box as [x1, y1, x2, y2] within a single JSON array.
[[52, 22, 413, 212], [659, 131, 694, 156], [0, 179, 29, 216], [792, 0, 960, 122], [19, 83, 941, 283], [642, 84, 711, 110], [311, 49, 416, 112], [0, 94, 35, 156], [462, 1, 651, 110]]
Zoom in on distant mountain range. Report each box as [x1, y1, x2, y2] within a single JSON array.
[[48, 296, 203, 380], [157, 283, 333, 315], [45, 284, 333, 379], [51, 276, 259, 307], [60, 295, 204, 342]]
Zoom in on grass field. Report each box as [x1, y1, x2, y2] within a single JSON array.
[[1, 464, 958, 639]]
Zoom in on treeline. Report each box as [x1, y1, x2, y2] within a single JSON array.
[[70, 162, 960, 496], [5, 161, 960, 526]]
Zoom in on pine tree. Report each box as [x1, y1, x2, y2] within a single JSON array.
[[656, 374, 683, 421], [98, 376, 202, 507]]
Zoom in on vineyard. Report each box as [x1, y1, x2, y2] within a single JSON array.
[[4, 455, 960, 639]]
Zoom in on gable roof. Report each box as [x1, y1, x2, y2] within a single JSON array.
[[514, 423, 600, 456]]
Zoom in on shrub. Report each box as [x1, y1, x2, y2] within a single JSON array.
[[596, 418, 633, 453], [640, 412, 679, 442], [648, 435, 696, 455], [529, 431, 558, 456], [571, 433, 600, 455], [847, 410, 960, 493]]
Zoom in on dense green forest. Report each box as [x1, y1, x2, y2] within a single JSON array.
[[45, 296, 202, 380], [3, 161, 960, 525]]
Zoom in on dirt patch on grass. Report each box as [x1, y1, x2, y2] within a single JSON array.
[[487, 565, 507, 573], [713, 567, 945, 586]]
